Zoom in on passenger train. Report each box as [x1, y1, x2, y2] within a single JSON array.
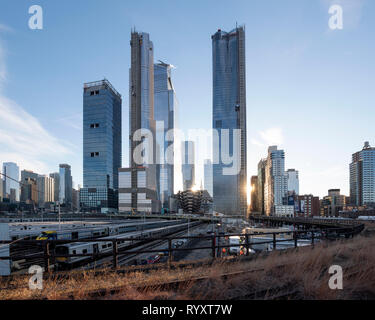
[[9, 220, 182, 241], [55, 221, 199, 267]]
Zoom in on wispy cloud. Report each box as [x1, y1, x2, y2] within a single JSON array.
[[0, 41, 72, 174], [55, 113, 83, 131], [0, 24, 13, 33], [251, 127, 284, 148]]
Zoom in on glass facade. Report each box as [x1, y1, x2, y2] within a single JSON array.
[[204, 159, 213, 197], [59, 164, 72, 207], [212, 26, 247, 216], [182, 141, 195, 191], [81, 79, 122, 211], [350, 142, 375, 206], [2, 162, 19, 202], [154, 62, 177, 208]]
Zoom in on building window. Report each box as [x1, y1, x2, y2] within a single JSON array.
[[95, 152, 99, 156], [90, 124, 95, 128], [95, 90, 99, 95], [91, 152, 95, 157], [90, 91, 95, 96]]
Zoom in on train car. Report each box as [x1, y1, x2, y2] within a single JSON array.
[[55, 221, 199, 267]]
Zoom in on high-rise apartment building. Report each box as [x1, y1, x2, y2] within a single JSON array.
[[204, 159, 213, 197], [250, 176, 259, 213], [59, 164, 72, 207], [20, 178, 38, 205], [2, 162, 19, 202], [80, 79, 122, 212], [182, 141, 195, 191], [212, 26, 247, 217], [119, 31, 159, 213], [37, 175, 54, 207], [257, 159, 267, 214], [350, 142, 375, 207], [286, 169, 299, 195], [264, 146, 288, 215], [49, 172, 60, 203], [154, 61, 177, 209]]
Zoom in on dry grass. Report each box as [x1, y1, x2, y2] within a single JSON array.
[[1, 232, 375, 300]]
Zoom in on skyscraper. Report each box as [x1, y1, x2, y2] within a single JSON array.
[[118, 31, 159, 213], [204, 159, 213, 197], [350, 141, 375, 207], [2, 162, 19, 202], [264, 146, 288, 215], [59, 164, 72, 208], [286, 169, 299, 195], [257, 159, 267, 215], [250, 176, 259, 212], [182, 141, 195, 191], [49, 172, 60, 203], [80, 79, 122, 212], [154, 61, 177, 209], [37, 175, 54, 207], [212, 26, 247, 216]]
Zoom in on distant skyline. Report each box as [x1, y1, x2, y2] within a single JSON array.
[[0, 0, 374, 198]]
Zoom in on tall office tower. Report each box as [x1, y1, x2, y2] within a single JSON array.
[[250, 176, 259, 212], [204, 159, 213, 197], [257, 159, 267, 215], [21, 170, 38, 182], [264, 146, 288, 215], [154, 61, 177, 209], [80, 79, 122, 212], [212, 26, 247, 217], [350, 142, 375, 207], [118, 31, 159, 214], [59, 164, 73, 208], [181, 141, 195, 191], [2, 162, 20, 202], [37, 175, 54, 207], [286, 169, 299, 195], [49, 172, 60, 202]]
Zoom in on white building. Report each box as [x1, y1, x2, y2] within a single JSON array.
[[287, 169, 299, 195], [275, 205, 294, 217], [37, 175, 55, 207], [264, 146, 288, 215]]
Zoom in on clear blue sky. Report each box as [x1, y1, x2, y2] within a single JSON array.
[[0, 0, 374, 198]]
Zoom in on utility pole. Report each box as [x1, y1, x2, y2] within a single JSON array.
[[58, 201, 61, 231]]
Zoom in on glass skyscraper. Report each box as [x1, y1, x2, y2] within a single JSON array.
[[59, 164, 72, 208], [119, 31, 160, 213], [212, 26, 247, 216], [2, 162, 19, 202], [81, 79, 122, 212], [154, 61, 177, 209], [182, 141, 195, 191], [350, 142, 375, 207]]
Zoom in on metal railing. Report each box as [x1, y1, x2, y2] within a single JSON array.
[[0, 224, 364, 274]]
